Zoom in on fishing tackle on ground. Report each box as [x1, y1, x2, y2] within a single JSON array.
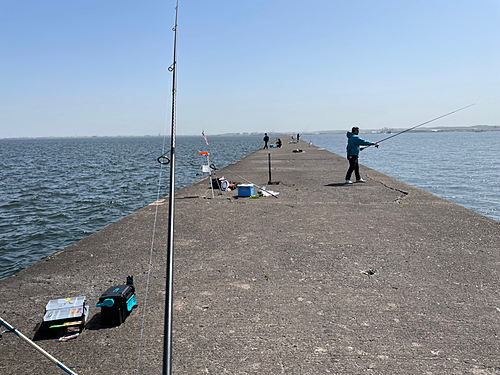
[[223, 168, 279, 198], [95, 276, 136, 326]]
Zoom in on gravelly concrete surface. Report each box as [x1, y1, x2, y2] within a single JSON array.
[[1, 137, 499, 374]]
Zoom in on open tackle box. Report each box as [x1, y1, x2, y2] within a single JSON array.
[[96, 276, 136, 326], [38, 296, 89, 339]]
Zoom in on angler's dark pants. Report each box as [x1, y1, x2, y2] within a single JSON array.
[[345, 155, 360, 181]]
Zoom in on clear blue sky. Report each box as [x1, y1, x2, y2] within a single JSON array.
[[1, 0, 498, 138]]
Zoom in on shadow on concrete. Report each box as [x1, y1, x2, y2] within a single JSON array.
[[85, 312, 108, 331], [85, 309, 137, 331], [325, 183, 351, 187]]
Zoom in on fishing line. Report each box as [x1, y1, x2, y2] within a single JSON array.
[[135, 3, 177, 374], [135, 102, 170, 372], [364, 104, 475, 149]]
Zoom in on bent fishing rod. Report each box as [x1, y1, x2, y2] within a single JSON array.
[[363, 103, 475, 149]]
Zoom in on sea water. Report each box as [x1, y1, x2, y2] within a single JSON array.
[[302, 131, 500, 223], [1, 132, 499, 281], [0, 135, 264, 281]]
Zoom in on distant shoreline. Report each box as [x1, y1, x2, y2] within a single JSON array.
[[308, 124, 500, 135], [1, 125, 499, 140]]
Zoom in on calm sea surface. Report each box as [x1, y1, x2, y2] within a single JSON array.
[[0, 135, 264, 281], [1, 132, 499, 281]]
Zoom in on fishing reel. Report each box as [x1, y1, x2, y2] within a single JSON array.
[[360, 144, 379, 151]]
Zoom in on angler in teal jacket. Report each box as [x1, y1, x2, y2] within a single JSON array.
[[345, 127, 378, 183]]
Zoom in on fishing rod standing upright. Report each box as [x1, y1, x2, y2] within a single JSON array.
[[163, 1, 179, 374]]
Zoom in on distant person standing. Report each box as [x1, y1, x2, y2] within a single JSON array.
[[345, 127, 378, 184], [297, 133, 300, 142], [263, 133, 269, 149]]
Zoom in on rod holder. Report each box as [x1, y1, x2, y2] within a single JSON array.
[[267, 153, 280, 185]]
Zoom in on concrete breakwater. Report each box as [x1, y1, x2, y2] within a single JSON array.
[[1, 137, 499, 374]]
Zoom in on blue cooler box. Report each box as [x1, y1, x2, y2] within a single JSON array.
[[238, 184, 254, 197]]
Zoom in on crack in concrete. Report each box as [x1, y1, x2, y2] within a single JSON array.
[[367, 175, 409, 203]]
